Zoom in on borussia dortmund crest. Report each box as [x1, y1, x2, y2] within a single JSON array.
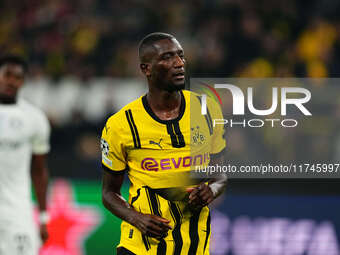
[[191, 126, 205, 145]]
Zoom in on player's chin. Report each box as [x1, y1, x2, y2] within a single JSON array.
[[168, 85, 185, 93], [171, 80, 185, 90]]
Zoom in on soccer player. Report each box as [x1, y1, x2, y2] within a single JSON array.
[[101, 33, 226, 255], [0, 56, 50, 254]]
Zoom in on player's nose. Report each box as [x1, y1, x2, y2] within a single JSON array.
[[174, 55, 185, 68]]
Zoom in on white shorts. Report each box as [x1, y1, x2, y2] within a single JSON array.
[[0, 221, 40, 255]]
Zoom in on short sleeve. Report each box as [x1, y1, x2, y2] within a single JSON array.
[[101, 116, 127, 172], [208, 99, 226, 154], [32, 111, 51, 155]]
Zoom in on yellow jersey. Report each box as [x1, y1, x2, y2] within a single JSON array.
[[101, 90, 226, 255]]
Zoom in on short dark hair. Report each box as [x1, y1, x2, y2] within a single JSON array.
[[0, 55, 28, 73], [138, 32, 175, 62]]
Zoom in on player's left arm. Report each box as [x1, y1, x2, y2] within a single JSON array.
[[188, 151, 227, 208], [208, 150, 227, 198], [31, 153, 49, 243], [188, 98, 227, 208], [30, 109, 51, 243]]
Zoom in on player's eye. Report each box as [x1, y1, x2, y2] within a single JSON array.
[[162, 53, 172, 60]]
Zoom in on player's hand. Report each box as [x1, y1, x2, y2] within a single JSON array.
[[40, 224, 49, 243], [186, 183, 214, 210], [131, 212, 172, 239]]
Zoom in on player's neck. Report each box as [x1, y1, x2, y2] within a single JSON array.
[[146, 90, 182, 120], [147, 90, 181, 111]]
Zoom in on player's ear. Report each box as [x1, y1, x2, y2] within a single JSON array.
[[140, 63, 151, 76]]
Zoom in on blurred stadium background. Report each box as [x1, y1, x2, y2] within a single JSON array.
[[1, 0, 340, 254]]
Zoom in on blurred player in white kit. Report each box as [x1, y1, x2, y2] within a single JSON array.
[[0, 55, 50, 255]]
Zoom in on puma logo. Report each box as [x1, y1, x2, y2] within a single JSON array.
[[149, 138, 163, 149]]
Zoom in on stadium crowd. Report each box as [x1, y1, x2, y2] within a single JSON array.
[[1, 0, 340, 80]]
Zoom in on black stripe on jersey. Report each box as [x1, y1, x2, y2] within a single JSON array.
[[145, 188, 154, 222], [145, 186, 160, 216], [203, 212, 211, 253], [128, 110, 141, 148], [169, 202, 183, 255], [125, 110, 141, 148], [188, 209, 202, 255], [166, 122, 185, 148], [166, 123, 178, 148], [173, 122, 185, 147], [157, 240, 167, 255], [196, 96, 213, 135], [125, 110, 137, 148], [142, 234, 150, 251], [206, 108, 213, 135], [145, 187, 167, 255], [141, 188, 152, 251], [146, 188, 162, 216], [130, 188, 141, 208]]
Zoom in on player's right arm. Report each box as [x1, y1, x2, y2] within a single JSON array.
[[101, 116, 171, 239], [102, 171, 171, 238]]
